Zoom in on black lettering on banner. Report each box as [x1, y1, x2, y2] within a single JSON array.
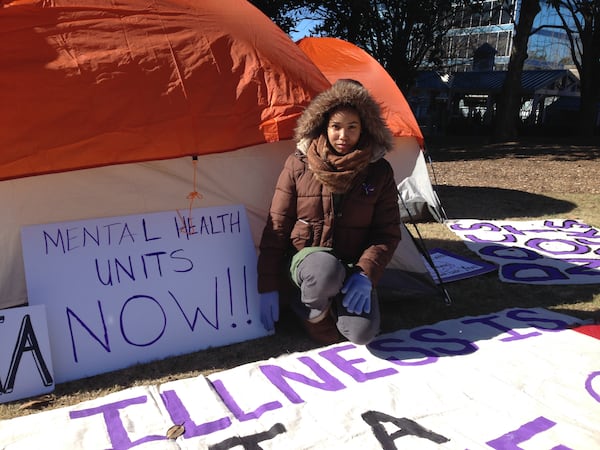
[[208, 423, 286, 450], [362, 410, 449, 449], [1, 314, 53, 394]]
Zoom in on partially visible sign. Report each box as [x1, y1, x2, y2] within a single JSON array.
[[424, 248, 497, 283], [0, 305, 54, 404], [22, 205, 269, 383]]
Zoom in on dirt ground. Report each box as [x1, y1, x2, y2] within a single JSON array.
[[425, 136, 600, 195]]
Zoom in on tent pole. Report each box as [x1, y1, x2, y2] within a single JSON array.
[[422, 146, 449, 222], [398, 192, 452, 306]]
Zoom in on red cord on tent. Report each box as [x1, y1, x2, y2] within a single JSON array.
[[176, 156, 203, 236]]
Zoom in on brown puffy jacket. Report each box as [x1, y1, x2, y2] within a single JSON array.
[[257, 149, 401, 293]]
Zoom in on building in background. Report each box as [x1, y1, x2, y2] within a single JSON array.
[[409, 0, 581, 136], [441, 0, 573, 72]]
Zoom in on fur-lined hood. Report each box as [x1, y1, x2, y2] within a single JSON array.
[[294, 79, 394, 161]]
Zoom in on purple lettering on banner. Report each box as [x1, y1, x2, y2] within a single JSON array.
[[564, 226, 600, 240], [570, 227, 599, 236], [462, 315, 541, 342], [464, 233, 517, 244], [502, 263, 569, 282], [574, 237, 600, 245], [526, 238, 589, 256], [318, 344, 397, 382], [368, 337, 438, 366], [120, 295, 166, 347], [69, 395, 164, 449], [570, 258, 600, 267], [409, 328, 478, 356], [449, 222, 501, 232], [260, 356, 346, 404], [506, 309, 570, 331], [210, 378, 282, 421], [501, 225, 526, 235], [486, 416, 572, 450], [480, 245, 541, 260], [543, 219, 587, 230], [160, 389, 232, 437], [585, 371, 600, 403], [565, 259, 600, 277]]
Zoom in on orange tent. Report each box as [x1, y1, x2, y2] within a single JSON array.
[[297, 37, 424, 146], [0, 0, 329, 181]]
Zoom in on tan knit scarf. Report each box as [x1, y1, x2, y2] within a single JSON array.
[[306, 135, 373, 193]]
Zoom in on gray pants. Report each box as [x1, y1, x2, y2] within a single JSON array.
[[291, 251, 380, 345]]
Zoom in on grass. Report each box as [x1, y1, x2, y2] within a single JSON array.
[[1, 138, 599, 420]]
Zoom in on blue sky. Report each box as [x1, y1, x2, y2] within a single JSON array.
[[289, 18, 319, 41]]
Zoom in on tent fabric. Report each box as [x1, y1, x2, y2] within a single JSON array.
[[297, 37, 424, 146], [396, 150, 445, 223], [0, 0, 329, 181]]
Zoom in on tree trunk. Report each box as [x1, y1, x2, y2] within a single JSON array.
[[493, 0, 541, 141], [577, 6, 600, 136]]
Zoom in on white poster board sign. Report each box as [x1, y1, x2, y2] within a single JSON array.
[[21, 205, 269, 383], [0, 305, 54, 403]]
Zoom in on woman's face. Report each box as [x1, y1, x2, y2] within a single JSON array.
[[326, 107, 362, 155]]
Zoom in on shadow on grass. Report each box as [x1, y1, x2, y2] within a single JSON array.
[[436, 185, 576, 220]]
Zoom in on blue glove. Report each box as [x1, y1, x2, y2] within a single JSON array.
[[260, 291, 279, 331], [341, 272, 372, 314]]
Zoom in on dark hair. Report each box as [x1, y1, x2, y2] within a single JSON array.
[[336, 78, 364, 88]]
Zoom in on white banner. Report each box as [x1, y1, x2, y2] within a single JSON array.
[[1, 308, 598, 449], [447, 219, 600, 284]]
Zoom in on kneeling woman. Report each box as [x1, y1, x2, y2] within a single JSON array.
[[257, 79, 402, 345]]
